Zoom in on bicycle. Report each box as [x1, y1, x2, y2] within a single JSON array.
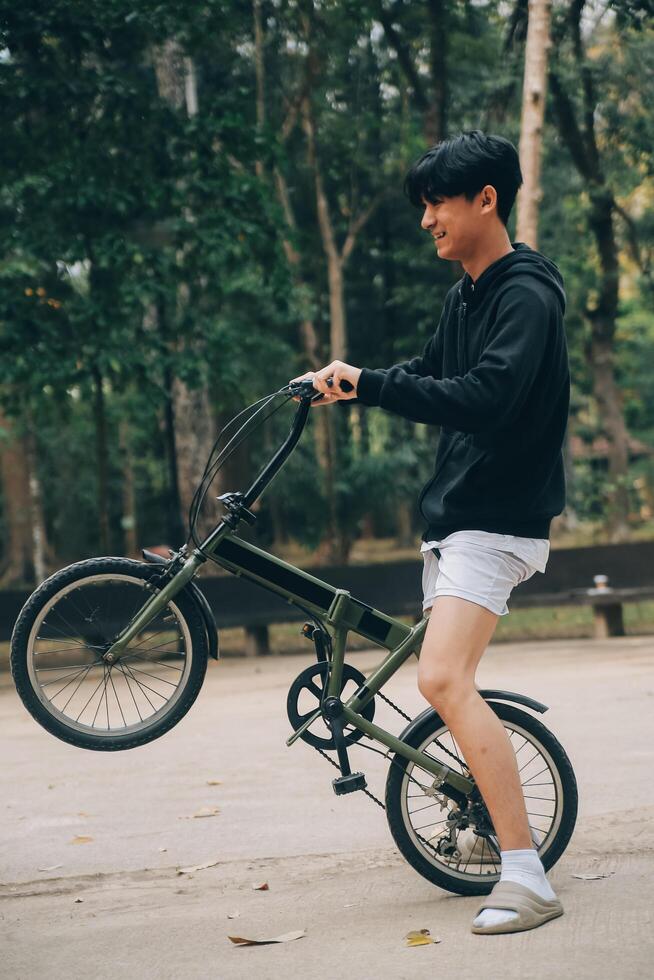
[[10, 377, 578, 896]]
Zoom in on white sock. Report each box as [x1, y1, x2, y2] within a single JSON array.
[[472, 848, 557, 929]]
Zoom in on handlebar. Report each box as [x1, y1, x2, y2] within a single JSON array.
[[198, 375, 357, 549], [287, 377, 354, 400], [245, 377, 354, 502]]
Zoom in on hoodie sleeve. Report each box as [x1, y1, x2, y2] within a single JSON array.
[[355, 282, 553, 432]]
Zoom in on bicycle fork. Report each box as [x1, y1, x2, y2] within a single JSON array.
[[103, 550, 204, 663]]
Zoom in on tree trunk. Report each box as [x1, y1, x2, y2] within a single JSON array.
[[24, 423, 49, 582], [153, 40, 217, 547], [92, 364, 110, 553], [172, 378, 216, 540], [516, 0, 552, 248], [119, 419, 138, 557], [0, 410, 33, 584], [549, 5, 630, 541]]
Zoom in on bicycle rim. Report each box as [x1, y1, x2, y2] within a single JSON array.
[[399, 717, 564, 884], [25, 574, 194, 739]]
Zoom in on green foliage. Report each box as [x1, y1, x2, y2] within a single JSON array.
[[0, 1, 653, 570]]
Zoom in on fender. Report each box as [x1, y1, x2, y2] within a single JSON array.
[[397, 689, 548, 745], [141, 549, 219, 660]]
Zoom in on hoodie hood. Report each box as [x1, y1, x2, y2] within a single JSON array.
[[460, 241, 566, 315]]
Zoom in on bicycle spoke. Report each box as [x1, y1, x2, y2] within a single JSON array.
[[46, 664, 93, 699], [108, 669, 127, 727], [121, 654, 183, 672], [121, 663, 178, 688], [121, 662, 158, 711], [116, 662, 145, 723], [402, 717, 559, 883], [41, 665, 98, 688]]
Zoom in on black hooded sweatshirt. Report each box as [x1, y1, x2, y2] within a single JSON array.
[[355, 242, 570, 542]]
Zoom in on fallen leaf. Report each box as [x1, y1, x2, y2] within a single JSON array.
[[571, 872, 615, 880], [405, 928, 440, 947], [343, 903, 358, 908], [74, 898, 83, 903], [206, 780, 222, 786], [228, 929, 306, 946], [252, 882, 269, 891], [158, 847, 167, 853], [38, 864, 63, 872], [70, 836, 93, 845], [177, 859, 221, 875], [227, 912, 241, 919], [192, 807, 220, 818]]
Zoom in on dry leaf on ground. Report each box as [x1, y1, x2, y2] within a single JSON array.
[[571, 871, 615, 880], [38, 864, 63, 872], [227, 912, 240, 919], [405, 928, 440, 947], [252, 882, 269, 891], [192, 807, 220, 818], [206, 780, 222, 786], [177, 859, 221, 875], [228, 929, 306, 946], [70, 836, 93, 845]]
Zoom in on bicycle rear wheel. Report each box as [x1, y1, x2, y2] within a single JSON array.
[[384, 701, 578, 896], [10, 557, 208, 751]]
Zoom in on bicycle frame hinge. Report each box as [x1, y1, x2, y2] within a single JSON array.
[[326, 589, 351, 625]]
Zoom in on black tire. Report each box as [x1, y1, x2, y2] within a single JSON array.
[[10, 557, 209, 751], [384, 701, 578, 896]]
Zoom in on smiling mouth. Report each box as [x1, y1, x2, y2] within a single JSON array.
[[433, 232, 447, 241]]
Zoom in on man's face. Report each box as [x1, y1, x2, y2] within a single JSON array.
[[420, 188, 491, 260]]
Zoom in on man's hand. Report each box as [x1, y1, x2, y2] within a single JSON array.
[[289, 361, 362, 406]]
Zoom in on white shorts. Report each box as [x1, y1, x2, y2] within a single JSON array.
[[420, 530, 550, 617]]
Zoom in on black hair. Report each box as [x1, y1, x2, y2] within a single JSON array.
[[403, 130, 523, 226]]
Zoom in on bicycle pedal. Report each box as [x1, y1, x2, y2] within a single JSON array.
[[332, 772, 367, 796]]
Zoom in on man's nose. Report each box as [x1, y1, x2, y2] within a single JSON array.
[[420, 207, 434, 230]]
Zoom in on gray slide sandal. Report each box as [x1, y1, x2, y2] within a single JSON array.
[[471, 880, 564, 935]]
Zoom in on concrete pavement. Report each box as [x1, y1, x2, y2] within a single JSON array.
[[1, 635, 653, 979]]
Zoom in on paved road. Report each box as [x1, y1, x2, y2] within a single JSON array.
[[1, 635, 653, 979]]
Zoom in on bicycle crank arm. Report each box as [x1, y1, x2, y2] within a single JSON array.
[[286, 706, 322, 747]]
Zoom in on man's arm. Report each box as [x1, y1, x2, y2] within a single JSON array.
[[355, 283, 555, 432], [344, 306, 446, 405]]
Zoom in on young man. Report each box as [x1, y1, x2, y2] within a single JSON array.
[[290, 130, 570, 935]]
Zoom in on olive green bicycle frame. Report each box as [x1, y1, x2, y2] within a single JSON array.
[[103, 527, 473, 799], [102, 393, 474, 801]]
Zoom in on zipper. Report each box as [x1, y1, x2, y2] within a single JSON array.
[[457, 283, 475, 374]]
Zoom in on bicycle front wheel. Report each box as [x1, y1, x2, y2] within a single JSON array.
[[384, 701, 578, 896], [10, 557, 208, 751]]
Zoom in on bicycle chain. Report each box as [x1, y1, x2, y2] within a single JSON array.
[[310, 686, 471, 847], [310, 697, 466, 864]]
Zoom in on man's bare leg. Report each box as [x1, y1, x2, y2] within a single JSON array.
[[418, 597, 532, 849], [418, 597, 558, 929]]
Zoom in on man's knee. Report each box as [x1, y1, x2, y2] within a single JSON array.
[[417, 659, 464, 706]]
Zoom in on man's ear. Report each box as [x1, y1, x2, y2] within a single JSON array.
[[481, 185, 497, 211]]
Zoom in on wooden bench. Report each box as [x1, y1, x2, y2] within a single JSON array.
[[195, 538, 654, 651]]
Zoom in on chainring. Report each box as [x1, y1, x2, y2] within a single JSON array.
[[286, 661, 375, 749]]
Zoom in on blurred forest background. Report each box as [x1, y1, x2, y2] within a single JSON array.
[[1, 0, 653, 587]]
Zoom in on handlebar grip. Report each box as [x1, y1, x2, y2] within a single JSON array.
[[290, 377, 355, 397], [326, 378, 354, 392]]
